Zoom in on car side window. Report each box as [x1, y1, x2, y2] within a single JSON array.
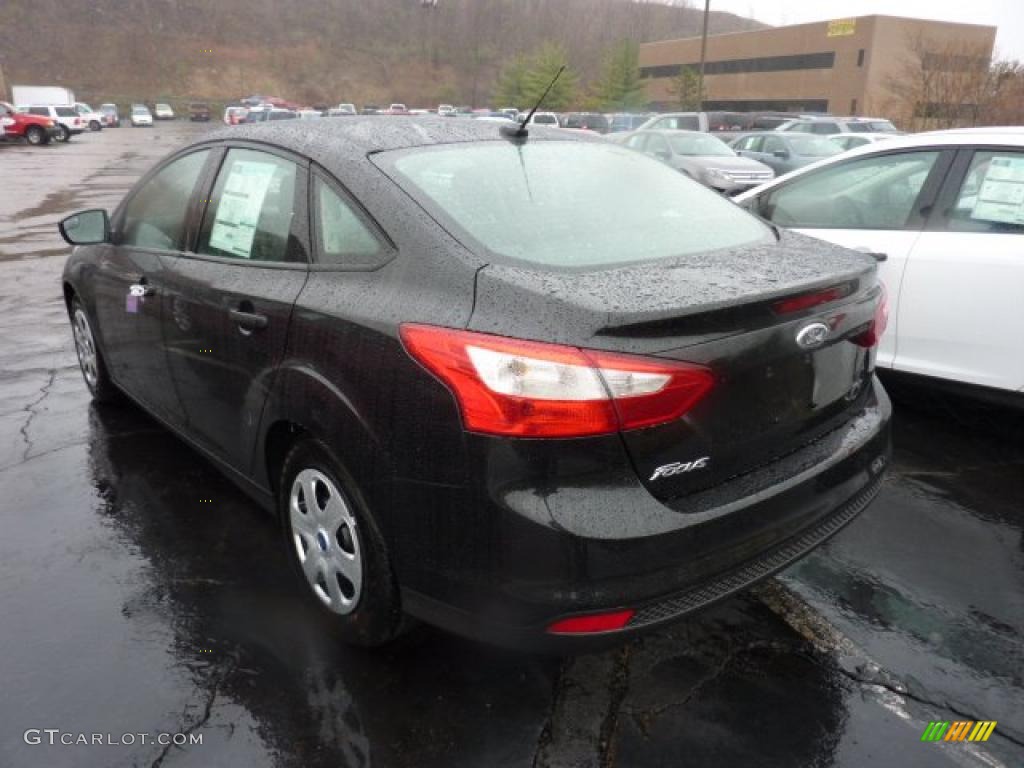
[[738, 136, 762, 152], [813, 123, 839, 134], [946, 151, 1024, 234], [760, 151, 940, 230], [625, 134, 646, 150], [672, 115, 699, 130], [29, 107, 48, 116], [314, 176, 384, 266], [646, 135, 670, 157], [762, 136, 785, 154], [198, 148, 300, 262], [120, 150, 210, 250]]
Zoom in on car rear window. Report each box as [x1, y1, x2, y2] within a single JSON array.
[[387, 141, 771, 269]]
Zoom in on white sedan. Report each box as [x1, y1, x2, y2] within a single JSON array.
[[735, 128, 1024, 401]]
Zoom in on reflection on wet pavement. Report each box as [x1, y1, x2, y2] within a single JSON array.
[[0, 121, 1020, 768], [783, 389, 1024, 759]]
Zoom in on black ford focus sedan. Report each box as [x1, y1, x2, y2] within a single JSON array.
[[59, 118, 891, 649]]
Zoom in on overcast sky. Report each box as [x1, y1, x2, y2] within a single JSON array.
[[702, 0, 1024, 61]]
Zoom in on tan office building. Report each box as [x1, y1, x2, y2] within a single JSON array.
[[639, 15, 996, 119]]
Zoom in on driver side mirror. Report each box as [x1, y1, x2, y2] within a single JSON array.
[[59, 209, 110, 246], [772, 150, 790, 159]]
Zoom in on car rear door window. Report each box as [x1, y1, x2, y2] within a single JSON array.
[[946, 151, 1024, 234], [198, 149, 299, 262], [658, 115, 699, 130], [645, 134, 670, 158], [120, 150, 210, 250], [313, 176, 384, 266], [28, 107, 48, 117], [56, 107, 77, 118], [741, 136, 764, 152], [762, 151, 940, 230], [762, 135, 785, 155], [625, 134, 646, 150]]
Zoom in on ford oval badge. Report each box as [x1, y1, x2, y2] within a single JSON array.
[[796, 322, 830, 350]]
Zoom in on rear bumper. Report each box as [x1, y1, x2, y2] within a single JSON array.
[[396, 376, 892, 651]]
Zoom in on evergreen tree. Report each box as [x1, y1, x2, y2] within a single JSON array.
[[521, 43, 579, 111], [672, 65, 705, 110], [494, 54, 530, 107], [591, 40, 647, 111]]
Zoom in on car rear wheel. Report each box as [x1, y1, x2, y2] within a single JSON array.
[[25, 126, 45, 145], [279, 439, 404, 647], [57, 125, 70, 142], [89, 120, 101, 131], [70, 298, 120, 403]]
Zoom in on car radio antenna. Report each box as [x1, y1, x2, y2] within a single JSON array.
[[500, 66, 565, 141]]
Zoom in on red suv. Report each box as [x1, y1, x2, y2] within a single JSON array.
[[0, 101, 60, 145]]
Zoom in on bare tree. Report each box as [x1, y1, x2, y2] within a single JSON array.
[[884, 32, 998, 131]]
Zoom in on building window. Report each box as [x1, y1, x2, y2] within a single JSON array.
[[857, 49, 865, 66], [850, 98, 858, 115], [640, 51, 835, 79], [699, 99, 830, 113]]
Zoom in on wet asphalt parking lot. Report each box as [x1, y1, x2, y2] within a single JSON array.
[[0, 123, 1022, 768]]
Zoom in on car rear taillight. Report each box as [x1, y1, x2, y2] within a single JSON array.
[[852, 283, 888, 348], [547, 609, 635, 634], [400, 324, 714, 438]]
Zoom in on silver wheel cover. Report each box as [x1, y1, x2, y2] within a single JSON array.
[[72, 308, 99, 390], [289, 468, 363, 615]]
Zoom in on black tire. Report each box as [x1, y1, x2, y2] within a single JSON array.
[[69, 297, 121, 404], [89, 120, 101, 131], [278, 438, 403, 647], [58, 125, 70, 142], [25, 125, 45, 145]]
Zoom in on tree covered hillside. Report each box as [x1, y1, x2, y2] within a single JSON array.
[[0, 0, 763, 107]]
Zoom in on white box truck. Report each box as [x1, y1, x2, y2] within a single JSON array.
[[11, 85, 75, 106]]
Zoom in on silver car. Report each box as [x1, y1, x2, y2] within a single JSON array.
[[613, 129, 774, 193]]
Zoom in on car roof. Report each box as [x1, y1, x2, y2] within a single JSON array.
[[640, 129, 708, 137], [732, 131, 798, 138], [194, 115, 596, 159], [923, 126, 1024, 138]]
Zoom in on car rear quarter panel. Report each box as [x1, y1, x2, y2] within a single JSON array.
[[256, 191, 481, 568]]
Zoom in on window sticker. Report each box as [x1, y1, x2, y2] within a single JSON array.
[[970, 156, 1024, 226], [208, 161, 277, 257]]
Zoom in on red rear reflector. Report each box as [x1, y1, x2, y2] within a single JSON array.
[[547, 609, 635, 635], [772, 286, 846, 315], [853, 283, 888, 348], [400, 324, 714, 438]]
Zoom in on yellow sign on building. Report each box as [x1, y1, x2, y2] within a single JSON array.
[[827, 19, 857, 37]]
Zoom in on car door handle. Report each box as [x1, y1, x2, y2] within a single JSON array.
[[229, 309, 268, 331], [128, 277, 155, 297]]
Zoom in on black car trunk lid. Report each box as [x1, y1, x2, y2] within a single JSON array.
[[468, 232, 880, 504]]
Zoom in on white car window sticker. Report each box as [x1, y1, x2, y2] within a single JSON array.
[[209, 160, 277, 258], [970, 155, 1024, 226]]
